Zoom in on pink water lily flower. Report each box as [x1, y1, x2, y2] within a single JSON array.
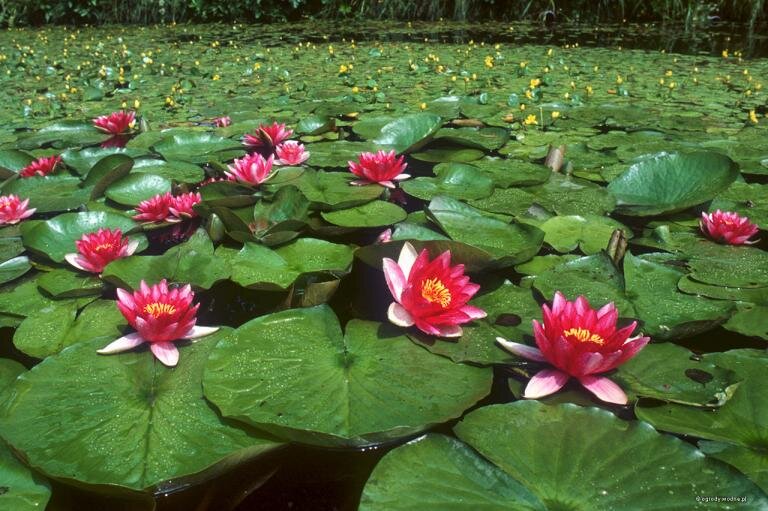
[[93, 110, 136, 135], [225, 153, 275, 186], [169, 192, 202, 219], [98, 279, 219, 367], [133, 192, 174, 223], [19, 155, 62, 178], [700, 210, 759, 245], [274, 141, 310, 165], [497, 292, 649, 405], [383, 242, 486, 337], [0, 195, 35, 226], [349, 150, 409, 188], [213, 116, 232, 127], [243, 122, 293, 148], [64, 228, 139, 274]]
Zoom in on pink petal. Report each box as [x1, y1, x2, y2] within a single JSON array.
[[579, 375, 628, 405], [393, 173, 411, 181], [524, 369, 570, 399], [380, 181, 396, 189], [125, 238, 140, 256], [183, 325, 219, 340], [97, 333, 145, 354], [150, 342, 180, 367], [433, 324, 463, 338], [459, 305, 487, 320], [387, 302, 415, 327], [382, 257, 406, 301], [64, 253, 87, 271], [397, 242, 419, 280], [496, 337, 547, 362]]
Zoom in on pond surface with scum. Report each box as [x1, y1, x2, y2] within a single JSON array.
[[0, 20, 766, 511]]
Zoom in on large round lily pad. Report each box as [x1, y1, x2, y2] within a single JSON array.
[[636, 349, 768, 492], [607, 152, 739, 216], [21, 211, 143, 262], [427, 196, 544, 267], [359, 434, 545, 511], [372, 113, 442, 153], [229, 238, 354, 290], [453, 402, 766, 510], [321, 201, 407, 228], [0, 333, 280, 491], [203, 305, 492, 447]]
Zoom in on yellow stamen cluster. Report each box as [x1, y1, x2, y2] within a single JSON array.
[[143, 302, 177, 319], [421, 278, 452, 308], [563, 327, 605, 345]]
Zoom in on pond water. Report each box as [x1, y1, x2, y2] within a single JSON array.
[[0, 20, 766, 511]]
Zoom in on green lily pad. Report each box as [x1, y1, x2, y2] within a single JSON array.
[[0, 443, 51, 511], [3, 176, 91, 213], [286, 170, 384, 210], [203, 306, 492, 447], [0, 256, 31, 285], [623, 252, 734, 339], [607, 152, 739, 216], [132, 158, 204, 183], [532, 253, 635, 316], [372, 113, 442, 153], [699, 441, 768, 494], [469, 158, 551, 188], [409, 281, 541, 365], [321, 201, 407, 228], [103, 229, 227, 290], [229, 238, 354, 290], [17, 121, 108, 149], [687, 245, 768, 289], [359, 434, 545, 511], [527, 173, 616, 216], [411, 146, 486, 163], [613, 343, 737, 407], [21, 211, 142, 262], [106, 173, 172, 206], [427, 196, 544, 267], [401, 164, 494, 201], [541, 215, 631, 254], [636, 349, 768, 493], [468, 187, 542, 217], [0, 334, 279, 491], [452, 402, 766, 510], [0, 149, 34, 176], [0, 276, 56, 320], [723, 303, 768, 340], [61, 147, 144, 176], [709, 181, 768, 229], [154, 132, 244, 163], [82, 154, 135, 200], [303, 141, 377, 168], [13, 298, 127, 359], [433, 127, 510, 151], [37, 269, 104, 298]]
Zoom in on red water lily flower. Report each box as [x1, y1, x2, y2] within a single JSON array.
[[243, 122, 293, 148], [274, 141, 310, 165], [19, 155, 61, 178], [383, 242, 486, 337], [93, 110, 136, 135], [169, 192, 202, 219], [497, 292, 649, 405], [225, 153, 274, 186], [133, 192, 174, 223], [700, 210, 759, 245], [348, 150, 409, 188], [64, 228, 139, 274], [98, 279, 218, 367], [213, 116, 232, 127], [0, 195, 35, 226]]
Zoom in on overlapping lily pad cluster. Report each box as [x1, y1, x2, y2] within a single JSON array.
[[0, 22, 766, 511]]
